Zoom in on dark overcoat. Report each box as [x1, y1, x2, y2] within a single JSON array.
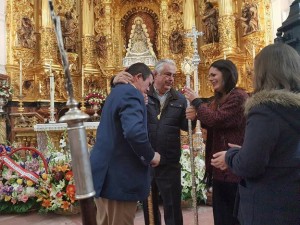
[[226, 90, 300, 225], [90, 83, 155, 201]]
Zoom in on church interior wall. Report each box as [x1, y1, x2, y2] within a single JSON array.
[[0, 0, 298, 145]]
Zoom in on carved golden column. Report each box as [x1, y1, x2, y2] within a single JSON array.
[[0, 114, 6, 144], [82, 0, 96, 68], [160, 0, 170, 58], [40, 0, 57, 63], [183, 0, 195, 31], [218, 0, 237, 54], [183, 0, 195, 56], [103, 0, 113, 67]]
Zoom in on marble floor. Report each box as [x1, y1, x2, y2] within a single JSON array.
[[0, 205, 214, 225]]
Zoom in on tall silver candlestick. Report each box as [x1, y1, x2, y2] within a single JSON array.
[[49, 60, 56, 123]]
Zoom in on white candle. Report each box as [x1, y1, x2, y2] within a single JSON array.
[[49, 60, 54, 111], [82, 67, 84, 97], [252, 45, 256, 59], [39, 81, 42, 94], [19, 59, 22, 97], [223, 51, 227, 60]]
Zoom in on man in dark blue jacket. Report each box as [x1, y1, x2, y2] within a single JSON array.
[[90, 62, 160, 225], [114, 59, 195, 225]]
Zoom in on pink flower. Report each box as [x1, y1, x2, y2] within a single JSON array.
[[182, 145, 189, 150], [19, 195, 29, 203]]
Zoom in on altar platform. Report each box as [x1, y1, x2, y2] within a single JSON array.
[[0, 205, 214, 225]]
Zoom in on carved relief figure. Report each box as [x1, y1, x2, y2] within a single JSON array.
[[240, 3, 259, 36], [169, 30, 184, 54], [95, 35, 107, 58], [202, 2, 219, 44], [62, 11, 78, 52], [17, 17, 36, 49]]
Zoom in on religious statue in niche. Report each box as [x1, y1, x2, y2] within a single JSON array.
[[95, 35, 107, 58], [62, 11, 78, 52], [126, 17, 155, 57], [17, 17, 36, 49], [169, 30, 184, 54], [240, 3, 259, 36], [123, 16, 157, 67], [202, 2, 219, 44]]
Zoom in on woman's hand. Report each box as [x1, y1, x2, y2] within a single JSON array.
[[211, 151, 228, 170], [183, 86, 199, 102], [186, 106, 197, 120]]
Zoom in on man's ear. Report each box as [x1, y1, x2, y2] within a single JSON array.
[[136, 73, 143, 80]]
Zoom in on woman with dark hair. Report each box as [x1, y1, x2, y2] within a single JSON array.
[[212, 43, 300, 225], [184, 59, 248, 225]]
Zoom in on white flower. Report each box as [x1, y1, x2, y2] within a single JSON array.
[[180, 145, 206, 202]]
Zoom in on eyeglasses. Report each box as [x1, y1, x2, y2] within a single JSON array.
[[162, 72, 176, 78]]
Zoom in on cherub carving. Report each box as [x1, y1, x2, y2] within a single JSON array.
[[240, 3, 259, 36], [169, 30, 184, 54], [17, 17, 36, 49]]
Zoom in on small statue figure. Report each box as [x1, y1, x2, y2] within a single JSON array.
[[240, 3, 259, 36], [17, 17, 36, 49], [95, 35, 107, 58], [62, 11, 78, 52], [202, 2, 219, 44], [169, 30, 184, 54]]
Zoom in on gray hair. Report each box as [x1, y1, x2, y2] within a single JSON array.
[[154, 59, 176, 74], [254, 43, 300, 93]]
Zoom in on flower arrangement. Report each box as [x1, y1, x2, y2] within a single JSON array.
[[180, 145, 207, 203], [36, 138, 78, 213], [0, 80, 13, 99], [85, 89, 107, 106], [0, 145, 46, 213]]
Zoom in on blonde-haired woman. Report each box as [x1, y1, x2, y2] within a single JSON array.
[[212, 43, 300, 225]]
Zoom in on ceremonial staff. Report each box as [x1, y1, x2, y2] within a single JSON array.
[[48, 1, 97, 225], [181, 58, 198, 225], [182, 25, 204, 225]]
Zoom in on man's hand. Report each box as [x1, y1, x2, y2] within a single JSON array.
[[143, 93, 149, 105], [150, 152, 161, 167], [113, 70, 133, 85]]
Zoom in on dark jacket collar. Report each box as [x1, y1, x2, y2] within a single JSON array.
[[148, 85, 179, 100]]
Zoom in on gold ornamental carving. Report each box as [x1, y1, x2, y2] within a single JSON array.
[[218, 15, 237, 52], [200, 43, 221, 65], [82, 35, 96, 67], [40, 28, 58, 63], [4, 0, 274, 144]]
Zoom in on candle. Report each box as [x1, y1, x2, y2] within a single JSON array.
[[39, 81, 42, 94], [19, 59, 22, 97], [223, 51, 227, 60], [252, 45, 256, 59], [49, 60, 55, 123], [82, 66, 84, 98]]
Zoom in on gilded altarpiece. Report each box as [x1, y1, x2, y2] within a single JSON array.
[[4, 0, 272, 145]]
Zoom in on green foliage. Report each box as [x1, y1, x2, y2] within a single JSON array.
[[0, 198, 39, 213]]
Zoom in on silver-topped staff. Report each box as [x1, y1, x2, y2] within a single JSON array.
[[181, 57, 198, 225], [183, 25, 204, 225], [48, 1, 96, 225]]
